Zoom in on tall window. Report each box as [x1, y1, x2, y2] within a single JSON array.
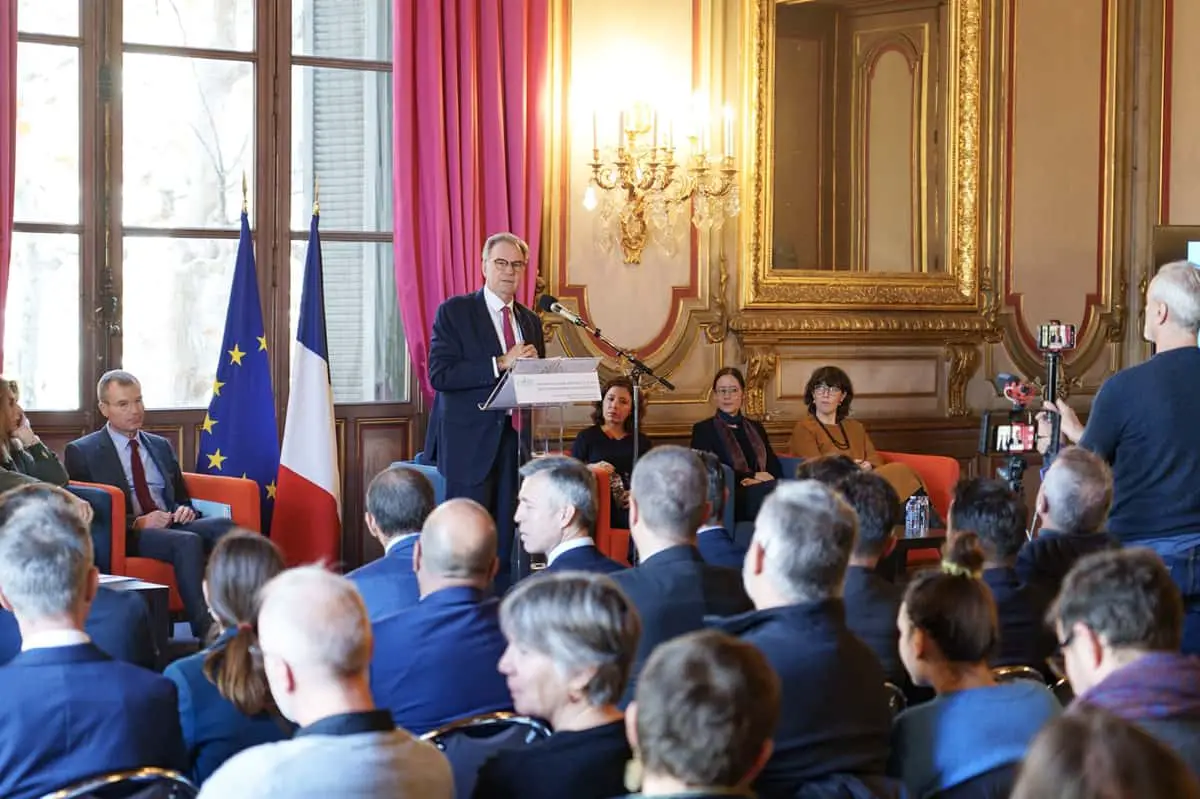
[[5, 0, 406, 412], [8, 0, 82, 410]]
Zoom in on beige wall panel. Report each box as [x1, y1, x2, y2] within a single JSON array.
[[866, 50, 915, 273], [777, 357, 938, 401], [1008, 0, 1103, 333], [1170, 0, 1200, 223]]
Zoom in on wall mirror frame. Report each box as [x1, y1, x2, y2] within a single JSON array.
[[734, 0, 992, 340]]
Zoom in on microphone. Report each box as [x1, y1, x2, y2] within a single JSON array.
[[537, 294, 585, 326]]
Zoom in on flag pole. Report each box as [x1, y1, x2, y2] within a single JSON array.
[[313, 175, 319, 216], [242, 172, 248, 214]]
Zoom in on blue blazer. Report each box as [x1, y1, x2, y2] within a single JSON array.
[[696, 526, 747, 569], [346, 536, 421, 620], [65, 428, 195, 531], [427, 290, 545, 486], [0, 587, 157, 669], [163, 630, 290, 783], [370, 586, 512, 735], [544, 543, 623, 574], [0, 643, 186, 799]]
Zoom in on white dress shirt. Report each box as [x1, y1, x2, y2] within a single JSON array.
[[546, 536, 597, 566], [21, 629, 91, 652], [484, 286, 524, 377]]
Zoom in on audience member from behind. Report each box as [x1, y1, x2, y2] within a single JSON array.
[[949, 477, 1055, 672], [515, 456, 622, 574], [625, 629, 780, 799], [836, 471, 905, 686], [612, 446, 752, 702], [793, 453, 860, 485], [199, 567, 452, 798], [164, 530, 289, 783], [370, 498, 512, 734], [0, 484, 185, 799], [1045, 262, 1200, 650], [1011, 706, 1200, 799], [346, 465, 436, 619], [1050, 548, 1200, 771], [890, 533, 1060, 798], [474, 572, 641, 799], [693, 450, 747, 568], [1019, 447, 1117, 595], [719, 480, 893, 799]]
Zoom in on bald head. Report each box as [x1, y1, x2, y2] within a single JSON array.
[[258, 566, 372, 679], [418, 498, 498, 584]]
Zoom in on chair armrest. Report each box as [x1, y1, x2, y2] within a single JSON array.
[[68, 481, 126, 575], [183, 473, 262, 532]]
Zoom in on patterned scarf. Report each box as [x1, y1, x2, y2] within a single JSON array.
[[1077, 651, 1200, 721], [713, 410, 768, 475]]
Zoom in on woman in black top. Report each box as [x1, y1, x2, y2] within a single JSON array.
[[571, 376, 652, 529], [690, 367, 782, 522], [473, 572, 641, 799]]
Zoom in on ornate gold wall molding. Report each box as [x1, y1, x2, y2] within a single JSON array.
[[743, 347, 779, 419], [944, 341, 980, 417]]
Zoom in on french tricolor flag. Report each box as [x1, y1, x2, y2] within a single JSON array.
[[272, 211, 342, 565]]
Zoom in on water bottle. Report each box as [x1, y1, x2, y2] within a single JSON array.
[[905, 495, 930, 539]]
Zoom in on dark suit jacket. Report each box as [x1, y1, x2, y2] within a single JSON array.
[[0, 643, 186, 799], [612, 545, 753, 703], [1016, 529, 1119, 596], [983, 567, 1056, 675], [370, 586, 512, 735], [163, 630, 290, 783], [346, 536, 421, 620], [64, 428, 195, 531], [428, 290, 546, 487], [696, 526, 747, 569], [714, 600, 892, 799], [472, 719, 631, 799], [0, 587, 156, 669], [842, 566, 904, 685], [544, 543, 623, 574], [689, 415, 783, 482]]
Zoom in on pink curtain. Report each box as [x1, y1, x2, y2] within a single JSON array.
[[393, 0, 550, 400], [0, 3, 15, 366]]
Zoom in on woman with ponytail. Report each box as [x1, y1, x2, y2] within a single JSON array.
[[888, 533, 1061, 798], [164, 529, 289, 782]]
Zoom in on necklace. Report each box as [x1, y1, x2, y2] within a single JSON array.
[[817, 418, 852, 451]]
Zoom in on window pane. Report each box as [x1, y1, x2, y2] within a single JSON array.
[[289, 239, 407, 403], [16, 0, 78, 37], [291, 65, 392, 232], [123, 53, 254, 228], [3, 233, 80, 410], [292, 0, 391, 61], [123, 0, 255, 52], [15, 43, 79, 224], [122, 237, 238, 408]]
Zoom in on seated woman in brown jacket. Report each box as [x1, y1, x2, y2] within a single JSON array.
[[788, 366, 923, 502]]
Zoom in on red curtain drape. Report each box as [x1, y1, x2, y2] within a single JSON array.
[[393, 0, 550, 400], [0, 2, 16, 366]]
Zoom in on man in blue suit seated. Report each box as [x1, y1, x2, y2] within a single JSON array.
[[65, 370, 236, 640], [1018, 446, 1119, 596], [612, 446, 753, 704], [0, 583, 157, 669], [0, 484, 186, 799], [693, 451, 747, 569], [714, 481, 894, 799], [370, 498, 512, 735], [514, 455, 622, 574], [346, 465, 436, 620]]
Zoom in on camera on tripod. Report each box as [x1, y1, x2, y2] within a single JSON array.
[[978, 320, 1077, 495]]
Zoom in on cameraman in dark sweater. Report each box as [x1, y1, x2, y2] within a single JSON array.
[[1047, 260, 1200, 652]]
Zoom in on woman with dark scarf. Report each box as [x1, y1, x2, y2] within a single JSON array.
[[690, 367, 782, 523]]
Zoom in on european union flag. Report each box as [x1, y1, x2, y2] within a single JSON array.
[[196, 210, 281, 532]]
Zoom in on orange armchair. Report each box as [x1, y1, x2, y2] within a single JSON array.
[[588, 466, 630, 566], [877, 451, 960, 523], [70, 473, 262, 613]]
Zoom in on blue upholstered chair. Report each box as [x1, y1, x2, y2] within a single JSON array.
[[392, 454, 448, 504]]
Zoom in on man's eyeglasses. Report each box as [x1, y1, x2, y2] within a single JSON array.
[[812, 384, 844, 396], [1046, 629, 1075, 681], [491, 258, 527, 272]]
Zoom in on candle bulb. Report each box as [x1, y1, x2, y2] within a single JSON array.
[[723, 106, 734, 158], [592, 111, 598, 152], [618, 111, 626, 150], [652, 111, 658, 151], [668, 119, 674, 149]]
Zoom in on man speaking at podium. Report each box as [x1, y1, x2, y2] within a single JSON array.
[[428, 233, 545, 591]]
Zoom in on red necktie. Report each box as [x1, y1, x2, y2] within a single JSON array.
[[129, 438, 159, 514], [500, 307, 520, 430]]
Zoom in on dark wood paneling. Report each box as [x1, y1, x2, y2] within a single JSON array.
[[342, 414, 416, 570]]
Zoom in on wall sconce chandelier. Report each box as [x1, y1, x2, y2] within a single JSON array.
[[583, 101, 740, 264]]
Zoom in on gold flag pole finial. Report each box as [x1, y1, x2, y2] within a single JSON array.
[[241, 172, 248, 214], [313, 176, 320, 216]]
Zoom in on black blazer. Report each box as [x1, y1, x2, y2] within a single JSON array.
[[842, 566, 905, 685], [983, 567, 1056, 676], [0, 587, 156, 670], [544, 544, 623, 575], [472, 719, 631, 799], [690, 415, 783, 482], [64, 428, 195, 531], [428, 290, 546, 486], [611, 545, 752, 704], [1015, 529, 1119, 596], [695, 526, 747, 569]]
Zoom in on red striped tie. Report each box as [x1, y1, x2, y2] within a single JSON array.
[[501, 307, 520, 430]]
